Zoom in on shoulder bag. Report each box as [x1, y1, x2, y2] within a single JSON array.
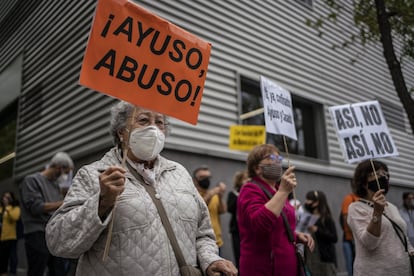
[[127, 163, 203, 276]]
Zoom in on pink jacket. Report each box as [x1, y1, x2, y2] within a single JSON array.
[[237, 177, 297, 276]]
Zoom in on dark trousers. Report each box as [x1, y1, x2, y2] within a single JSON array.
[[231, 231, 240, 269], [25, 231, 68, 276], [0, 240, 16, 273], [9, 239, 18, 274]]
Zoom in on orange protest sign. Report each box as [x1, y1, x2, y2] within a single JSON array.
[[79, 0, 212, 125]]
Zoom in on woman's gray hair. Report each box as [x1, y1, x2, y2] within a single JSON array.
[[110, 101, 170, 146], [110, 101, 134, 146]]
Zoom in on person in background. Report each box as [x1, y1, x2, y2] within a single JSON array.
[[193, 165, 227, 254], [289, 194, 305, 226], [340, 181, 359, 276], [20, 152, 74, 276], [227, 170, 248, 268], [399, 191, 414, 247], [304, 190, 338, 276], [237, 144, 314, 276], [0, 191, 21, 276], [348, 160, 413, 276], [45, 101, 237, 276], [9, 212, 23, 276]]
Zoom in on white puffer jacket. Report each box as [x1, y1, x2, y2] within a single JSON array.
[[46, 148, 221, 275]]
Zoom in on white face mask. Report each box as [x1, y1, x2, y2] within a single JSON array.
[[57, 173, 68, 185], [58, 170, 73, 188], [129, 126, 165, 161]]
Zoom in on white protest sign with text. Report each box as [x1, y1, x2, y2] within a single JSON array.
[[329, 100, 398, 163], [260, 76, 297, 140]]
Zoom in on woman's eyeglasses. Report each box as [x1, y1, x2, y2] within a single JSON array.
[[262, 154, 283, 163]]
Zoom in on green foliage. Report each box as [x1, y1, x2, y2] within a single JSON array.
[[386, 0, 414, 58], [307, 0, 414, 134], [307, 0, 414, 61]]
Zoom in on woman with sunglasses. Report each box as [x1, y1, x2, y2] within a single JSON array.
[[348, 160, 413, 276], [237, 144, 314, 276]]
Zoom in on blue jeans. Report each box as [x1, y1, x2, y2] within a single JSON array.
[[342, 240, 354, 276]]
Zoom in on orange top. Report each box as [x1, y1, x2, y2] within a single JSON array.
[[341, 193, 359, 241]]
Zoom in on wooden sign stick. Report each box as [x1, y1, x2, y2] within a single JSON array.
[[103, 106, 138, 261]]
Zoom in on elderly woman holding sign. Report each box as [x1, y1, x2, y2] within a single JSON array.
[[237, 144, 314, 276], [348, 160, 414, 276], [45, 101, 237, 276]]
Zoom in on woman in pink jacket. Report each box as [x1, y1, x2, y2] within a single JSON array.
[[238, 144, 314, 276]]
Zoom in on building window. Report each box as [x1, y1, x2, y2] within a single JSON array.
[[296, 0, 313, 8], [19, 84, 43, 129], [240, 76, 327, 160], [0, 54, 22, 180]]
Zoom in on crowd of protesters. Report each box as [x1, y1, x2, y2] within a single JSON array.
[[3, 101, 413, 276]]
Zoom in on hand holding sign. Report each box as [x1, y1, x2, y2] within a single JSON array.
[[279, 166, 297, 194], [98, 166, 126, 214]]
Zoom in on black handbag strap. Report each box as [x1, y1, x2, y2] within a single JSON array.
[[358, 199, 408, 252], [126, 163, 188, 267], [252, 180, 295, 244], [383, 213, 408, 252]]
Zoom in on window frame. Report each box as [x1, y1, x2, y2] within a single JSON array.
[[238, 74, 328, 161], [295, 0, 313, 9]]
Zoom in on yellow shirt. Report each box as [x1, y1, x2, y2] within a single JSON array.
[[0, 205, 21, 241], [207, 194, 223, 247]]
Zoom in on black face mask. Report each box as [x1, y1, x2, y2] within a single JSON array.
[[304, 202, 316, 213], [198, 178, 211, 190], [367, 175, 389, 194]]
